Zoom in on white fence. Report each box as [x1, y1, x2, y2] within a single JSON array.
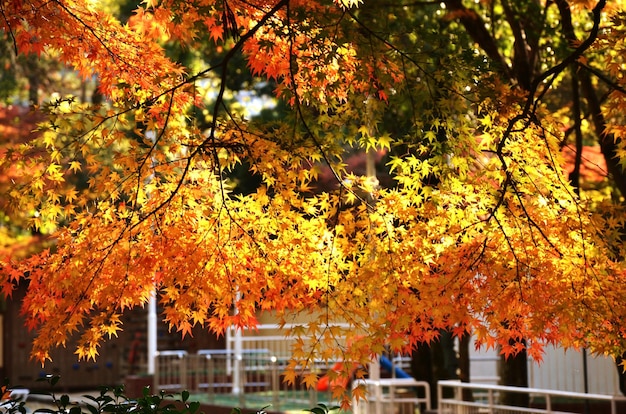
[[235, 325, 622, 395], [438, 380, 626, 414], [154, 350, 189, 392], [226, 323, 353, 359], [352, 378, 432, 414], [154, 349, 336, 411]]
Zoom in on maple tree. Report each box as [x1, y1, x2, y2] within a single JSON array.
[[2, 0, 626, 404]]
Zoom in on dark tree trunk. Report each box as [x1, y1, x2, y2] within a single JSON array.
[[458, 333, 473, 402], [25, 55, 40, 107], [410, 331, 462, 408], [411, 341, 436, 407], [616, 353, 626, 395], [499, 345, 529, 407]]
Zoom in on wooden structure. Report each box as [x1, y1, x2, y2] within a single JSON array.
[[1, 284, 224, 390]]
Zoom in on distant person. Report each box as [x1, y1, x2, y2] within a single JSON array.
[[128, 331, 143, 375]]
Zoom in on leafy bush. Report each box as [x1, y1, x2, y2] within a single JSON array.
[[0, 376, 200, 414], [0, 377, 339, 414]]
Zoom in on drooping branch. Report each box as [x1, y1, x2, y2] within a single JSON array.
[[200, 0, 289, 156], [531, 0, 605, 109], [496, 0, 607, 159], [580, 73, 626, 197], [501, 0, 535, 90], [580, 62, 626, 96], [443, 0, 513, 83], [554, 0, 626, 198], [569, 68, 583, 195]]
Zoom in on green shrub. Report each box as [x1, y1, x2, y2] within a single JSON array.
[[0, 377, 339, 414]]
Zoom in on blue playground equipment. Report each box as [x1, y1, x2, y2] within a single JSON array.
[[379, 355, 412, 379]]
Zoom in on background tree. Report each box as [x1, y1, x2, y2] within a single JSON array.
[[1, 0, 626, 406]]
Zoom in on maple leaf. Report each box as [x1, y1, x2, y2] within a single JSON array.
[[204, 16, 224, 43], [177, 321, 194, 338], [282, 369, 297, 387], [302, 372, 319, 389], [75, 344, 100, 361]]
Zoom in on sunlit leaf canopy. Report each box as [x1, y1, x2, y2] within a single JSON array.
[[2, 0, 626, 401]]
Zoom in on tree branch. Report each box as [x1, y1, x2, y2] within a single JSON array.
[[554, 0, 626, 197], [443, 0, 513, 82], [569, 67, 583, 195]]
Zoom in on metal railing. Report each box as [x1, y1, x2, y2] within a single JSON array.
[[154, 350, 188, 393], [226, 323, 352, 359], [154, 350, 336, 412], [352, 378, 432, 414], [438, 380, 626, 414], [226, 326, 622, 395]]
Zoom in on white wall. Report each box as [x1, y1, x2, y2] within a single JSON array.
[[470, 341, 622, 395], [527, 345, 620, 395]]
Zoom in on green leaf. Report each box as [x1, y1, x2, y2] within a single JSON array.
[[85, 404, 99, 414], [303, 403, 340, 413], [69, 406, 82, 414], [142, 386, 151, 398], [113, 386, 125, 398], [59, 395, 70, 406], [188, 401, 200, 414]]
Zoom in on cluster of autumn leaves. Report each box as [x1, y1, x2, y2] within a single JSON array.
[[1, 0, 626, 401]]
